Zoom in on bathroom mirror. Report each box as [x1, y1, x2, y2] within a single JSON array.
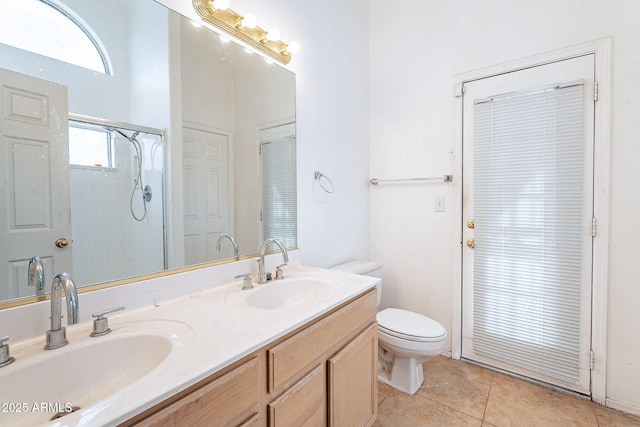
[[0, 0, 296, 307]]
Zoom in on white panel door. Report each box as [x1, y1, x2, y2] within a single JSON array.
[[182, 126, 231, 264], [461, 55, 595, 394], [0, 68, 71, 300]]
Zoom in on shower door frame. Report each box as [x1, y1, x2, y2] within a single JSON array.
[[451, 38, 611, 405]]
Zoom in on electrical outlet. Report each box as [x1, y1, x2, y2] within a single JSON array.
[[435, 196, 445, 212]]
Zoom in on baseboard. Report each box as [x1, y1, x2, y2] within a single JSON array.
[[605, 398, 640, 417]]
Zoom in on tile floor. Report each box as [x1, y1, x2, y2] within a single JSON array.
[[373, 356, 640, 427]]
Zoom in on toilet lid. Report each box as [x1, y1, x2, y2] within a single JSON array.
[[377, 308, 447, 342]]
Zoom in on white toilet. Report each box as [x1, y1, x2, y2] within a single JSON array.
[[331, 260, 447, 395]]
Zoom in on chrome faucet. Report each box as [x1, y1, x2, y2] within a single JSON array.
[[257, 239, 289, 284], [44, 272, 79, 350], [28, 256, 45, 295], [216, 233, 239, 260]]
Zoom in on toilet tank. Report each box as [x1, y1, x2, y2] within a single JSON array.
[[330, 260, 382, 304]]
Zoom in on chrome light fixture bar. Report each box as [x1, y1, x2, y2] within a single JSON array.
[[192, 0, 299, 65]]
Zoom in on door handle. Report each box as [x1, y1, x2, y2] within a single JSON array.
[[55, 238, 69, 248], [466, 239, 475, 249], [467, 219, 475, 229]]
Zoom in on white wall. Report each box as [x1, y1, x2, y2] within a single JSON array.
[[228, 0, 372, 267], [370, 0, 640, 413]]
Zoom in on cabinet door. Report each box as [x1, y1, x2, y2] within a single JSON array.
[[327, 323, 378, 427], [268, 364, 326, 427]]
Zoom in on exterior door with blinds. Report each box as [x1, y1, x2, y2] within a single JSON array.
[[461, 55, 595, 394], [260, 123, 296, 248]]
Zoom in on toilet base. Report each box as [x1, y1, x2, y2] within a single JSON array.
[[377, 354, 425, 395]]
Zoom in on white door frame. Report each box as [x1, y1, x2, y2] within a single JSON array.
[[451, 38, 611, 404]]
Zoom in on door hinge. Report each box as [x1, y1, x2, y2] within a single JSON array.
[[594, 81, 599, 102], [592, 217, 597, 237], [454, 83, 465, 97], [590, 350, 595, 370]]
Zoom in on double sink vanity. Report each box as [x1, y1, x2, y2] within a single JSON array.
[[0, 252, 379, 426]]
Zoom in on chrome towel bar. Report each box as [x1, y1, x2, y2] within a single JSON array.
[[369, 175, 453, 185]]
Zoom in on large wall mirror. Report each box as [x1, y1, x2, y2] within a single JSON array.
[[0, 0, 296, 308]]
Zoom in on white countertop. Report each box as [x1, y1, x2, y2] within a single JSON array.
[[0, 264, 378, 426]]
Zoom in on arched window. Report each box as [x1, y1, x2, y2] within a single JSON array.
[[0, 0, 111, 74]]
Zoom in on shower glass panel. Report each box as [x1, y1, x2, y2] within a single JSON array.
[[69, 120, 165, 286]]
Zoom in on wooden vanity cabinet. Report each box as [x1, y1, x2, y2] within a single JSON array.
[[124, 355, 263, 427], [265, 289, 378, 427], [123, 289, 377, 427]]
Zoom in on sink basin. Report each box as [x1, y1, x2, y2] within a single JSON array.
[[226, 277, 333, 310], [0, 320, 192, 426]]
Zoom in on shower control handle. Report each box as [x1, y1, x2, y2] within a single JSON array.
[[55, 238, 69, 248]]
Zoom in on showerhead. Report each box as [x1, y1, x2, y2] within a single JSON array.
[[112, 128, 140, 143]]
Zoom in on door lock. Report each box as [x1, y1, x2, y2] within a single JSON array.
[[55, 238, 69, 248]]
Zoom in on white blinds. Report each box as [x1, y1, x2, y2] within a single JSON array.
[[261, 137, 297, 248], [472, 83, 586, 383]]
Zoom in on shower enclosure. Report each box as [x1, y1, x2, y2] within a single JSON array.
[[68, 116, 165, 286]]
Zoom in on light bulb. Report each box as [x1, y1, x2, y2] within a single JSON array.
[[265, 28, 281, 42], [210, 0, 229, 11], [240, 13, 257, 29], [285, 41, 300, 55]]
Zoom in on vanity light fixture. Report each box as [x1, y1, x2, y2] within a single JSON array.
[[239, 13, 257, 29], [192, 0, 299, 65], [263, 28, 281, 43], [209, 0, 229, 11]]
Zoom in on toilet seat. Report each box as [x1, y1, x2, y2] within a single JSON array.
[[377, 308, 447, 342]]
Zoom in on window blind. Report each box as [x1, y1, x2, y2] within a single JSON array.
[[261, 136, 297, 248], [472, 83, 586, 383]]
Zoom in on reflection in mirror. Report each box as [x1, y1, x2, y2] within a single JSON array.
[[68, 118, 165, 287], [0, 0, 296, 307]]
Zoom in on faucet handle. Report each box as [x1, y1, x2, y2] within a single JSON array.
[[90, 306, 125, 337], [275, 263, 287, 280], [235, 273, 254, 290], [0, 336, 16, 367]]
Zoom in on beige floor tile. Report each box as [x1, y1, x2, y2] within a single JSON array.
[[594, 404, 640, 426], [374, 358, 640, 426], [379, 381, 393, 405], [373, 390, 482, 427], [484, 373, 598, 427], [415, 356, 494, 419]]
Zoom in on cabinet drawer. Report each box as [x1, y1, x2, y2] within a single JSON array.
[[134, 356, 260, 427], [267, 289, 376, 393], [267, 364, 326, 427]]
